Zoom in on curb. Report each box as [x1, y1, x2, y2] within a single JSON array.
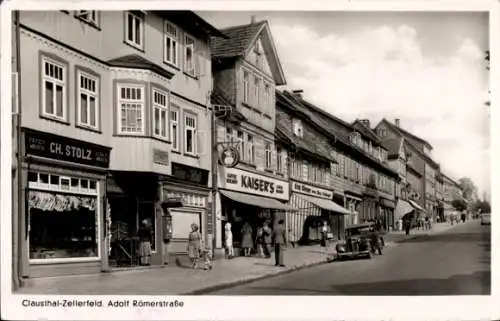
[[182, 258, 330, 295]]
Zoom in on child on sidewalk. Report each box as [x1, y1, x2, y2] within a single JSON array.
[[200, 239, 213, 271]]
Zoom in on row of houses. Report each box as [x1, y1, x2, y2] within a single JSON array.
[[10, 10, 463, 286]]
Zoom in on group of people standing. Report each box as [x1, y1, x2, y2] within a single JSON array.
[[225, 220, 291, 267]]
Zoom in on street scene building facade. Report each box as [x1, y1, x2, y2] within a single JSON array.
[[10, 11, 477, 292]]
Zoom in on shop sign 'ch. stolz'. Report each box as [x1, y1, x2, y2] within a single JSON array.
[[24, 129, 111, 168]]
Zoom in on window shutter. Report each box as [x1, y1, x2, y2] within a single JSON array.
[[302, 162, 308, 181], [271, 149, 278, 172], [197, 130, 206, 155], [282, 152, 288, 174], [195, 49, 201, 77]]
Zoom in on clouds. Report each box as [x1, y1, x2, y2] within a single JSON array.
[[272, 23, 489, 193]]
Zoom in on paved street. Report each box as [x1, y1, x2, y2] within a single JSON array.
[[212, 220, 491, 295]]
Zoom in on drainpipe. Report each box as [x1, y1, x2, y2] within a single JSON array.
[[210, 96, 218, 256], [14, 10, 23, 288]]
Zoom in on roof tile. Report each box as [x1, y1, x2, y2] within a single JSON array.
[[210, 21, 266, 58]]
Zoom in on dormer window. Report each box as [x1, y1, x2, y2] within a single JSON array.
[[292, 118, 303, 138], [349, 131, 361, 145]]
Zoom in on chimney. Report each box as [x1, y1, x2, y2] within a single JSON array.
[[360, 119, 371, 128], [250, 15, 256, 24], [395, 118, 400, 127], [292, 89, 304, 99]]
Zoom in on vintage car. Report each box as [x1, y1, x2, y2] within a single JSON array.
[[481, 213, 491, 225], [332, 223, 385, 261]]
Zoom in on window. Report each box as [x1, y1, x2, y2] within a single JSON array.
[[184, 34, 196, 76], [246, 134, 254, 164], [226, 127, 234, 143], [265, 142, 272, 169], [125, 11, 143, 49], [237, 131, 245, 160], [292, 119, 303, 137], [243, 70, 250, 104], [76, 10, 99, 26], [253, 76, 261, 108], [164, 22, 178, 66], [153, 89, 168, 139], [118, 85, 144, 134], [254, 41, 262, 68], [42, 57, 66, 120], [77, 71, 98, 129], [170, 107, 179, 151], [263, 83, 271, 114], [276, 147, 282, 173], [184, 114, 197, 155]]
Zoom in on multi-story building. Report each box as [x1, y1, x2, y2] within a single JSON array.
[[442, 173, 463, 218], [275, 90, 349, 243], [12, 10, 224, 282], [376, 118, 436, 220], [210, 19, 289, 254], [278, 91, 399, 234]]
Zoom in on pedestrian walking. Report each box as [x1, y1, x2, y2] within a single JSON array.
[[425, 216, 430, 230], [320, 221, 330, 254], [187, 223, 202, 269], [287, 228, 298, 248], [262, 221, 273, 258], [255, 226, 265, 257], [241, 222, 253, 257], [137, 219, 152, 266], [272, 219, 287, 267], [224, 222, 234, 259], [429, 216, 433, 230], [404, 219, 411, 236]]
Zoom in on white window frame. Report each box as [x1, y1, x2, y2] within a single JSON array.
[[243, 69, 250, 104], [76, 10, 99, 27], [152, 88, 169, 140], [77, 70, 99, 129], [184, 34, 196, 76], [184, 113, 197, 155], [276, 148, 282, 173], [41, 56, 67, 121], [27, 172, 101, 264], [237, 130, 245, 161], [117, 84, 145, 135], [170, 106, 180, 151], [125, 11, 144, 49], [246, 134, 255, 164], [253, 75, 261, 108], [265, 142, 272, 169], [164, 21, 178, 66]]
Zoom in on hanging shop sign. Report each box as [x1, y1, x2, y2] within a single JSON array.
[[218, 167, 289, 201], [24, 128, 111, 168], [218, 146, 239, 168], [291, 180, 333, 200]]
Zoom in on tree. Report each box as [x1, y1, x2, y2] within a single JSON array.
[[451, 199, 467, 212], [472, 200, 491, 214], [458, 177, 478, 201]]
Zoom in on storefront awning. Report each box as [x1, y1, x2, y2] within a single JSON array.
[[295, 194, 350, 215], [408, 199, 424, 211], [395, 200, 414, 221], [220, 190, 297, 211]]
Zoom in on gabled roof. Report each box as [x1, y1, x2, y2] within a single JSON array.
[[381, 138, 402, 157], [380, 118, 433, 150], [107, 55, 174, 80], [210, 20, 286, 86], [352, 120, 382, 145]]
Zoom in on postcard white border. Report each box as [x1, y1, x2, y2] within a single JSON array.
[[1, 1, 499, 320]]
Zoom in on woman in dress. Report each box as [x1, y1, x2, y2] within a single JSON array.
[[137, 219, 152, 266], [240, 222, 253, 257], [187, 223, 202, 269], [224, 222, 234, 259], [288, 228, 298, 248]]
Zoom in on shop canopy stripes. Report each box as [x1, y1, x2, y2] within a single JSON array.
[[220, 190, 297, 211], [395, 199, 415, 221], [295, 194, 351, 215], [408, 199, 425, 211]]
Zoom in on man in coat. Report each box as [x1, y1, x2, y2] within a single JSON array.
[[262, 221, 273, 258], [272, 219, 287, 267]]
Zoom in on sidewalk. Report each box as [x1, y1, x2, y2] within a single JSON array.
[[16, 244, 332, 295], [385, 221, 467, 244]]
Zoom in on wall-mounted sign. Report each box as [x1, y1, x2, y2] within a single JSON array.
[[219, 146, 239, 168], [218, 167, 289, 201], [153, 149, 169, 166], [291, 180, 334, 200], [171, 163, 209, 186], [24, 128, 111, 168], [164, 191, 207, 208]]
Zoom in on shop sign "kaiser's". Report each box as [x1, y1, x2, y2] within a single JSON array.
[[24, 129, 111, 168], [219, 167, 289, 201]]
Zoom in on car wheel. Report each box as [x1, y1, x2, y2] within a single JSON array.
[[366, 253, 372, 259]]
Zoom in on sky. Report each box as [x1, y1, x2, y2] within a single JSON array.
[[199, 11, 490, 196]]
